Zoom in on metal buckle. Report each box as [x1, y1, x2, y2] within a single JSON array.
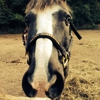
[[62, 52, 69, 69]]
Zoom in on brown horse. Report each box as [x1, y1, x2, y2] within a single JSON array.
[[22, 0, 72, 100]]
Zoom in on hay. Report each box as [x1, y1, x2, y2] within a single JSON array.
[[61, 77, 96, 100]]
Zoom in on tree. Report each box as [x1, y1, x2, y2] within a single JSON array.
[[67, 0, 100, 29], [0, 0, 29, 33], [0, 0, 100, 33]]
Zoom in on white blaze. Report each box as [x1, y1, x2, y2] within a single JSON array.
[[35, 7, 53, 70], [32, 6, 61, 85]]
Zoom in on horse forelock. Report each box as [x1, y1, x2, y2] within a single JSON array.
[[25, 0, 71, 14]]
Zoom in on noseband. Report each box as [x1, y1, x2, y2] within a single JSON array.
[[26, 33, 71, 69], [23, 14, 82, 70]]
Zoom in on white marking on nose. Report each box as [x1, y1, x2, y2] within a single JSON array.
[[37, 10, 53, 34], [32, 6, 61, 86], [34, 8, 55, 77]]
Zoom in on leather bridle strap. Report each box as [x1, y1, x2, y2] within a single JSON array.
[[26, 33, 70, 68], [65, 14, 82, 40], [26, 33, 69, 58]]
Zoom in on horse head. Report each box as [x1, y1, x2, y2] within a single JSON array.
[[22, 0, 73, 99]]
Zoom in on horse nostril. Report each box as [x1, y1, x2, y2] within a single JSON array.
[[32, 82, 39, 90], [28, 76, 38, 90], [29, 81, 47, 97], [45, 75, 57, 92]]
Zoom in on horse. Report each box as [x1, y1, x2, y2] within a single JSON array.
[[22, 0, 73, 99]]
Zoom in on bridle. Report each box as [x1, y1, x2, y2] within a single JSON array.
[[26, 33, 70, 69], [22, 14, 82, 70]]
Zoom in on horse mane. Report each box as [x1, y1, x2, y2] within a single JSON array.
[[25, 0, 71, 14]]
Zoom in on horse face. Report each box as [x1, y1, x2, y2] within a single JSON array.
[[22, 5, 70, 99]]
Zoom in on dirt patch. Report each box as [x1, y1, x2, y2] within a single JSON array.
[[0, 30, 100, 100]]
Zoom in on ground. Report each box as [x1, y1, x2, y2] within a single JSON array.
[[0, 30, 100, 100]]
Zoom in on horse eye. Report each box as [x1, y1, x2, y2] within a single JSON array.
[[25, 12, 36, 25], [58, 10, 67, 21], [25, 17, 29, 24]]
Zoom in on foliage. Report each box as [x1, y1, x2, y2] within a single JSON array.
[[0, 0, 29, 33], [0, 0, 100, 33], [67, 0, 100, 29]]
